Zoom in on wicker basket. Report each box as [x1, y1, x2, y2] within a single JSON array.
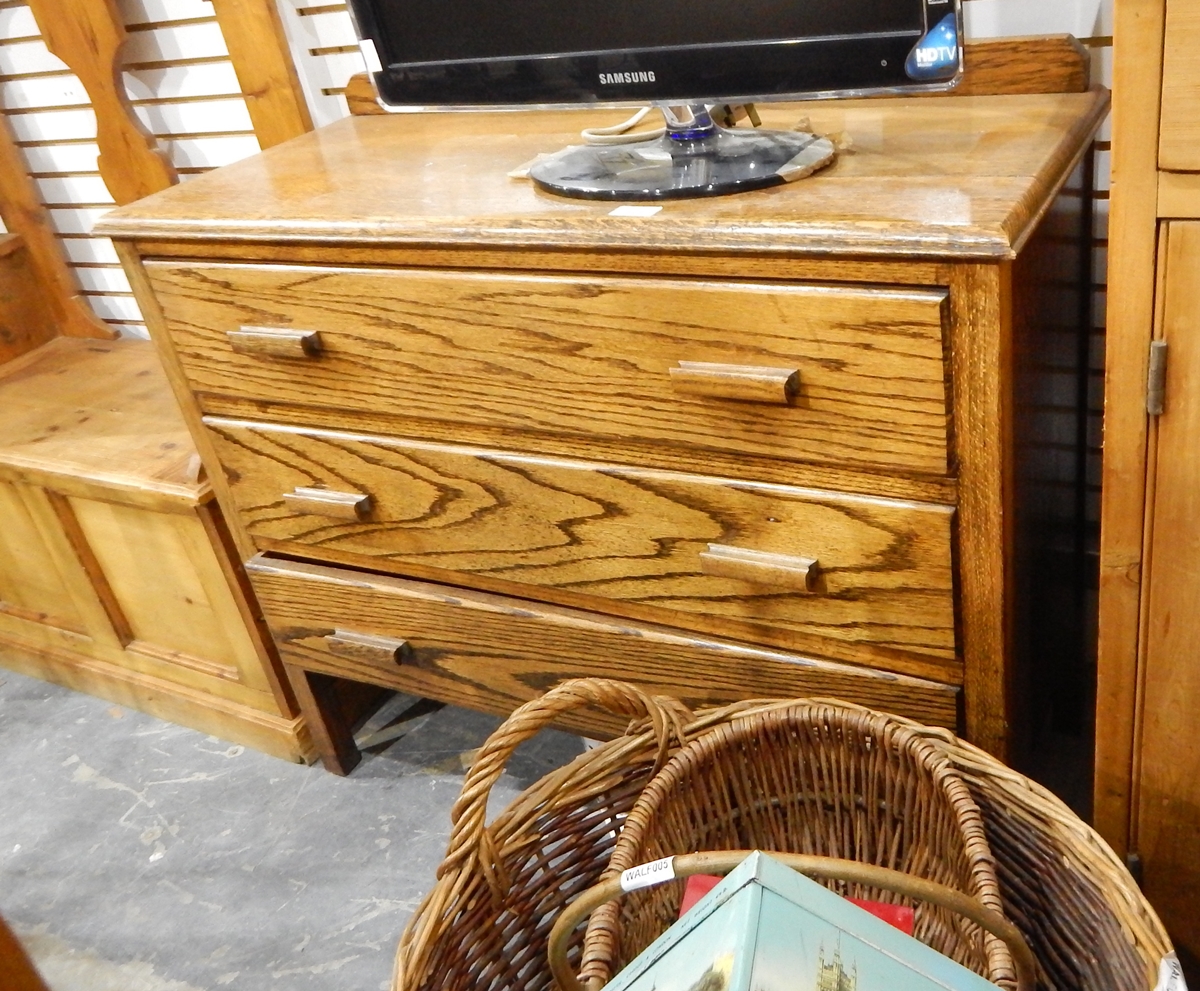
[[905, 719, 1174, 991], [392, 680, 1173, 991], [579, 702, 1015, 990]]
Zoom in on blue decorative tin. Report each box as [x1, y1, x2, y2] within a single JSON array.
[[603, 852, 1000, 991]]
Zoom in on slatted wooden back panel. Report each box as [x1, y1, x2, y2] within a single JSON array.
[[275, 0, 362, 127], [0, 0, 262, 337]]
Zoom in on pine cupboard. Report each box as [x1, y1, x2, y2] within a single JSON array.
[[1096, 0, 1200, 961], [0, 336, 311, 762]]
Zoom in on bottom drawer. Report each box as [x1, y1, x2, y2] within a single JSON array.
[[247, 555, 959, 733]]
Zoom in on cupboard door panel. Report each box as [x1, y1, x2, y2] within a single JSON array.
[[1137, 222, 1200, 952], [0, 480, 92, 636], [69, 497, 274, 694], [1160, 0, 1200, 171]]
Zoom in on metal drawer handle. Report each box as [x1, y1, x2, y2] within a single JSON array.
[[282, 486, 372, 521], [698, 543, 818, 593], [325, 629, 410, 666], [668, 361, 799, 405], [227, 326, 322, 359]]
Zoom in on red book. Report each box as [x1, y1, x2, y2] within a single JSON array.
[[678, 874, 722, 916], [679, 875, 915, 935], [846, 897, 915, 935]]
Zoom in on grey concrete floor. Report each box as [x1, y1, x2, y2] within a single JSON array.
[[0, 669, 583, 991]]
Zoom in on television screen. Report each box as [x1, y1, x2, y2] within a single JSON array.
[[350, 0, 962, 108], [382, 1, 924, 65]]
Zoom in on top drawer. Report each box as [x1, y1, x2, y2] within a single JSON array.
[[146, 262, 950, 476]]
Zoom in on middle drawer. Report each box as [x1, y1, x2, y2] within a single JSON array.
[[147, 262, 951, 476], [206, 417, 957, 672]]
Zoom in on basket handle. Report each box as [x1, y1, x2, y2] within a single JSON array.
[[548, 850, 1038, 991], [439, 679, 693, 898]]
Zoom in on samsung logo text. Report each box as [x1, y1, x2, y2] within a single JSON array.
[[599, 71, 656, 85]]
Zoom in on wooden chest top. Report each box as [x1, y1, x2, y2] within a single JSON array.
[[100, 90, 1108, 261]]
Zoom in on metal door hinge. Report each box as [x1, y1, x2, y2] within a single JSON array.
[[1147, 340, 1168, 416], [1125, 850, 1144, 887]]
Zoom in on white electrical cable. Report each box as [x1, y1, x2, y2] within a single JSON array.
[[580, 107, 665, 145]]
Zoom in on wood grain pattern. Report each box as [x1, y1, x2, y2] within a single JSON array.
[[952, 36, 1090, 98], [0, 629, 312, 762], [109, 84, 1105, 765], [0, 336, 304, 755], [249, 555, 961, 736], [207, 417, 958, 669], [25, 0, 177, 205], [1158, 171, 1200, 218], [98, 90, 1110, 261], [47, 490, 134, 649], [948, 263, 1012, 760], [344, 71, 384, 115], [68, 495, 275, 695], [0, 235, 56, 364], [3, 481, 138, 653], [0, 473, 288, 709], [193, 500, 299, 716], [0, 110, 112, 340], [0, 604, 277, 714], [341, 37, 1093, 116], [208, 0, 313, 150], [0, 480, 90, 636], [284, 667, 364, 775], [115, 240, 260, 563], [0, 338, 202, 503], [199, 391, 958, 507], [146, 262, 952, 476], [1159, 0, 1200, 172], [1133, 221, 1200, 954], [128, 240, 953, 287], [1094, 0, 1169, 853]]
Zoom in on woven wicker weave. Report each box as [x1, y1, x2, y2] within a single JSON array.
[[580, 702, 1015, 990], [392, 680, 1173, 991], [905, 719, 1174, 991]]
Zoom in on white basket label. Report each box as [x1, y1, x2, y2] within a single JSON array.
[[620, 856, 676, 892], [1155, 954, 1188, 991]]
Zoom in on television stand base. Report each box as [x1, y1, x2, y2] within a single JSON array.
[[529, 125, 835, 201]]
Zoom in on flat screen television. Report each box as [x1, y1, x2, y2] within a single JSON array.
[[346, 0, 963, 200]]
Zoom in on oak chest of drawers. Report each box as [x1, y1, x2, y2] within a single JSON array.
[[102, 89, 1107, 771]]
